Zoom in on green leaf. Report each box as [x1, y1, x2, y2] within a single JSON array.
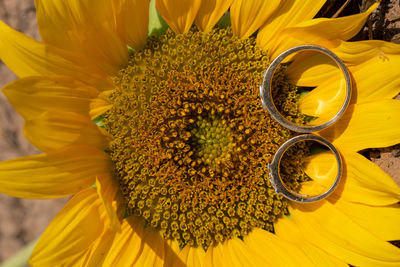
[[127, 45, 135, 54], [92, 115, 104, 128], [0, 239, 38, 267], [148, 0, 168, 37], [217, 11, 231, 28], [299, 91, 309, 98], [296, 86, 314, 99], [310, 142, 329, 155]]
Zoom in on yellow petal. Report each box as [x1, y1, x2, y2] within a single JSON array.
[[35, 0, 128, 73], [204, 238, 263, 267], [90, 91, 113, 120], [302, 152, 340, 194], [298, 74, 347, 122], [333, 199, 400, 241], [304, 153, 400, 240], [223, 238, 266, 267], [29, 188, 106, 266], [267, 3, 379, 58], [24, 111, 107, 152], [156, 0, 201, 34], [287, 40, 400, 86], [344, 152, 400, 204], [286, 50, 342, 87], [79, 228, 117, 267], [299, 88, 345, 119], [0, 21, 111, 87], [34, 0, 77, 51], [244, 228, 315, 266], [79, 208, 182, 267], [319, 100, 400, 152], [230, 0, 280, 39], [85, 217, 145, 265], [0, 145, 110, 199], [333, 39, 400, 66], [305, 152, 400, 206], [289, 201, 400, 266], [203, 242, 225, 266], [86, 216, 168, 266], [346, 44, 400, 103], [178, 246, 205, 267], [164, 240, 185, 267], [274, 216, 350, 267], [299, 152, 339, 197], [133, 228, 165, 266], [96, 174, 121, 232], [290, 40, 400, 105], [195, 0, 233, 32], [257, 0, 326, 49], [3, 77, 99, 121], [112, 0, 150, 49]]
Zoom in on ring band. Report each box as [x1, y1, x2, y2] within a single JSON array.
[[260, 45, 352, 133], [268, 134, 342, 203]]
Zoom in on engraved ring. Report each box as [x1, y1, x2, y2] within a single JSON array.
[[268, 134, 342, 203], [259, 45, 352, 133]]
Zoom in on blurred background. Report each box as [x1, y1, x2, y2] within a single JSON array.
[[0, 0, 69, 264], [0, 0, 399, 264]]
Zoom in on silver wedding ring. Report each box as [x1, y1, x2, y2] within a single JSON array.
[[260, 45, 352, 133], [268, 134, 342, 203], [261, 45, 350, 203]]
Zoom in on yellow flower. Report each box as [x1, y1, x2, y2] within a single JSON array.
[[0, 0, 400, 266]]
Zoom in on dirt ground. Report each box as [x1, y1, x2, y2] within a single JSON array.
[[0, 0, 399, 264]]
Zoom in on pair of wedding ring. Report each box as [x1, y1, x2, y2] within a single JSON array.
[[260, 45, 351, 203]]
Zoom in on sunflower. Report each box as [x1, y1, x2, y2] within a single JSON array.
[[1, 0, 400, 266]]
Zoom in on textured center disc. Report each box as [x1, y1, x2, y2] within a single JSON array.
[[104, 27, 309, 249]]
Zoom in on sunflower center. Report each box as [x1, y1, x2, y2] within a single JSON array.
[[190, 115, 233, 167], [104, 27, 308, 249]]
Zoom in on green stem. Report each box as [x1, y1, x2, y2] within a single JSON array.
[[0, 239, 38, 267]]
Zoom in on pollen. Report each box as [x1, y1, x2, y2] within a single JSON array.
[[103, 27, 309, 249]]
